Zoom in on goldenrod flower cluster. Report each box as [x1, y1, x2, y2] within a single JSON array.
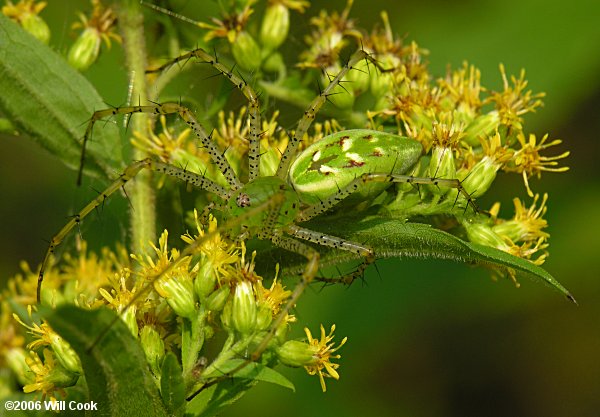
[[1, 0, 570, 408]]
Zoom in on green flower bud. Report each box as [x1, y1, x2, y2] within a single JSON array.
[[5, 348, 32, 386], [465, 222, 509, 250], [460, 156, 500, 199], [49, 332, 82, 374], [231, 31, 262, 71], [463, 111, 500, 145], [68, 28, 101, 71], [195, 256, 217, 301], [20, 13, 50, 44], [206, 284, 230, 312], [221, 298, 232, 330], [121, 307, 139, 339], [345, 58, 371, 94], [231, 281, 257, 335], [370, 54, 399, 98], [155, 275, 197, 319], [260, 3, 289, 51], [427, 146, 457, 195], [45, 363, 79, 388], [276, 340, 318, 367], [322, 69, 355, 109], [140, 325, 165, 375], [256, 304, 273, 331], [493, 218, 543, 243]]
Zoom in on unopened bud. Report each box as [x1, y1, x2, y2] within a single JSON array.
[[68, 27, 101, 71], [140, 325, 165, 375], [260, 3, 289, 51], [256, 303, 273, 331], [155, 275, 197, 319], [195, 256, 217, 301], [322, 68, 355, 109], [465, 222, 509, 251], [5, 348, 32, 385], [231, 281, 257, 335], [460, 156, 500, 198], [20, 13, 50, 44], [464, 112, 500, 145], [276, 340, 318, 367], [231, 31, 262, 71], [427, 146, 457, 195], [49, 332, 82, 374], [206, 284, 230, 312]]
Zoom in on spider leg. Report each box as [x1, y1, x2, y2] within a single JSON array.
[[37, 159, 230, 303], [286, 224, 375, 286], [79, 103, 242, 189], [148, 47, 262, 181]]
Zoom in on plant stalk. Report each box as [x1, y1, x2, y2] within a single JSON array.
[[116, 0, 156, 254]]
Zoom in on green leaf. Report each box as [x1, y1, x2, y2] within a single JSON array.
[[161, 352, 186, 417], [42, 306, 169, 417], [186, 360, 294, 417], [207, 359, 294, 390], [256, 216, 574, 302], [0, 14, 123, 180]]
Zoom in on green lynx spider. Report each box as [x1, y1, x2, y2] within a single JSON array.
[[36, 47, 477, 374]]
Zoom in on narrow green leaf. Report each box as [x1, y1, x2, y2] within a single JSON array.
[[161, 352, 186, 417], [257, 216, 574, 302], [0, 14, 123, 180], [207, 359, 294, 390], [186, 360, 294, 417], [42, 306, 169, 417]]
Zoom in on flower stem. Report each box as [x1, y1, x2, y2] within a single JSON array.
[[116, 0, 156, 254]]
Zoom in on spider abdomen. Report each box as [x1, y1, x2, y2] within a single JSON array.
[[289, 129, 423, 205]]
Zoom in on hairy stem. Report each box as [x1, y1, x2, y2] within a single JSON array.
[[116, 1, 156, 254]]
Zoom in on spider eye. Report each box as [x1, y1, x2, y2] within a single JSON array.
[[236, 193, 251, 208]]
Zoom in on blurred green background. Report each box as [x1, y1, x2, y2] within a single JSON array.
[[1, 0, 599, 416]]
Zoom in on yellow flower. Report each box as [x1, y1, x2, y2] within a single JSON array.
[[197, 5, 254, 43], [509, 133, 570, 197], [182, 211, 239, 282], [12, 306, 52, 351], [2, 0, 49, 44], [485, 64, 545, 131], [71, 0, 121, 48], [23, 349, 77, 401], [131, 115, 192, 164], [303, 324, 347, 392]]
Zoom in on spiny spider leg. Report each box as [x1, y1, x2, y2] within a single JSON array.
[[257, 194, 285, 240], [286, 224, 375, 286], [37, 158, 229, 303], [297, 173, 479, 222], [78, 103, 242, 189], [286, 224, 373, 258], [275, 48, 378, 178], [147, 48, 262, 181]]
